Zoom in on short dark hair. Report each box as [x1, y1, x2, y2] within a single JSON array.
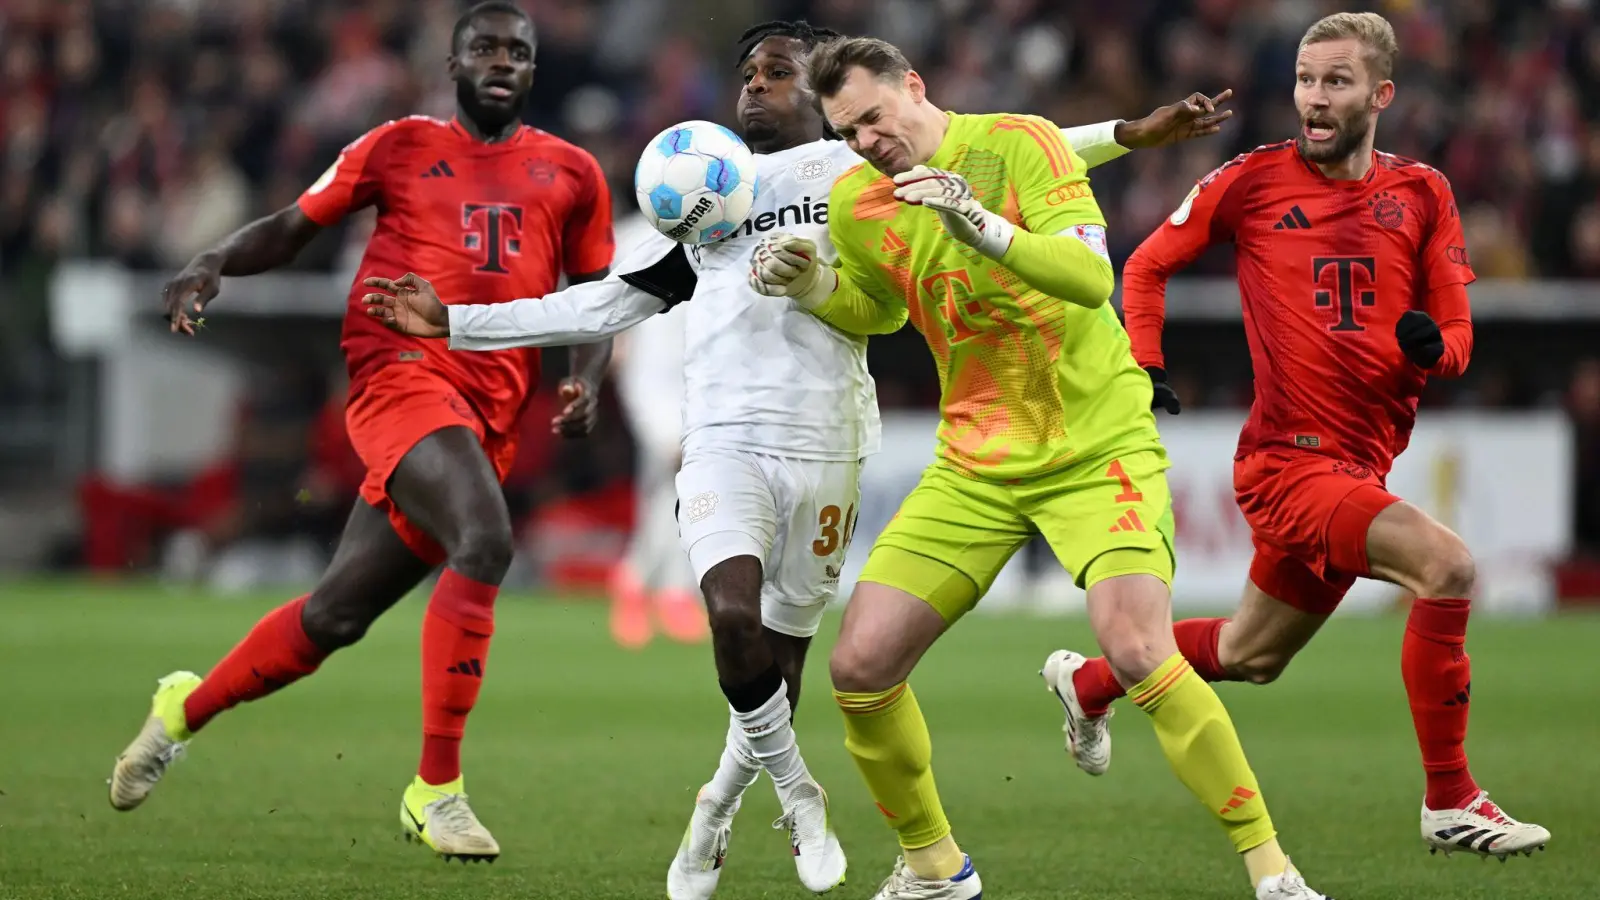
[[734, 19, 842, 68], [452, 1, 534, 54], [806, 36, 912, 98]]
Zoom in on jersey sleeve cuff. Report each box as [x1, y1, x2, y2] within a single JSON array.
[[794, 266, 840, 311]]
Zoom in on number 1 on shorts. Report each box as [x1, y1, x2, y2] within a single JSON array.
[[1108, 459, 1143, 503]]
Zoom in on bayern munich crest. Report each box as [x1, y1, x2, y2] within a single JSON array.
[[1369, 191, 1406, 229]]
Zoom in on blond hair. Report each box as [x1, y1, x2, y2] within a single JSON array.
[[806, 36, 912, 99], [1299, 12, 1399, 81]]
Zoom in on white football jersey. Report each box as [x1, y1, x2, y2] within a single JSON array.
[[680, 139, 877, 462]]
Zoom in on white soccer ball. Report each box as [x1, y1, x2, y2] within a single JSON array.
[[634, 120, 759, 244]]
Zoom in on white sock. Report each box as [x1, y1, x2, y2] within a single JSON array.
[[703, 720, 760, 813], [730, 679, 809, 796]]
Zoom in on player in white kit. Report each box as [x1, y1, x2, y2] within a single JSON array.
[[361, 19, 1234, 899], [607, 212, 706, 649]]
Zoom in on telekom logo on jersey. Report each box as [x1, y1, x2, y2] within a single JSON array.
[[460, 202, 525, 274]]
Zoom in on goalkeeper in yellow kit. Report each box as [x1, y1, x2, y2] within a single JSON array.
[[746, 36, 1330, 900]]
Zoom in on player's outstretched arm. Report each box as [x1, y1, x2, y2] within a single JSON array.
[[365, 243, 694, 350], [748, 233, 908, 336], [1059, 90, 1233, 170], [161, 205, 323, 335]]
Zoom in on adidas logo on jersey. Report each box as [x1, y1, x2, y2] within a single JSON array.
[[421, 160, 456, 178], [727, 197, 829, 240], [1273, 205, 1312, 230]]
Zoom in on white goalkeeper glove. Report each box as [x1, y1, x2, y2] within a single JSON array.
[[748, 233, 838, 309], [892, 166, 1015, 259]]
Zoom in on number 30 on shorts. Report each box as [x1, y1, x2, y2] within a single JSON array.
[[812, 504, 858, 556]]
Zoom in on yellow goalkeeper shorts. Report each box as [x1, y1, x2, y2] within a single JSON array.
[[857, 449, 1176, 624]]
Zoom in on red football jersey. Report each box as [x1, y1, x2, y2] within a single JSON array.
[[1124, 141, 1475, 475], [298, 116, 615, 434]]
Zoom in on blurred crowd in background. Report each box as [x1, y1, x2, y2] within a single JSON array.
[[1, 0, 1598, 578]]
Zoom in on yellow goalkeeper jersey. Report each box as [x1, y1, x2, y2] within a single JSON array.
[[827, 112, 1162, 482]]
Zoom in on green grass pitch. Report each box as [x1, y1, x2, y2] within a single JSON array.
[[1, 580, 1597, 899]]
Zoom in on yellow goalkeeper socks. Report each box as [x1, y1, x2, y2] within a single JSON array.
[[1130, 653, 1278, 859], [835, 682, 963, 879]]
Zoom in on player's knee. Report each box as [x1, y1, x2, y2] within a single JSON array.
[[829, 638, 897, 694], [1232, 650, 1294, 685], [1417, 537, 1476, 599], [300, 593, 376, 650], [445, 523, 514, 584], [705, 591, 763, 643], [1099, 633, 1172, 687]]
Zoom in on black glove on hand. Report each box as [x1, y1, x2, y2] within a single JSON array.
[[1147, 366, 1181, 414], [1395, 310, 1444, 369]]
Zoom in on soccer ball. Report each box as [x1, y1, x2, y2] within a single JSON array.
[[634, 120, 759, 244]]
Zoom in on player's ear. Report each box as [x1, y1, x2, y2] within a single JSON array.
[[904, 70, 925, 103], [1373, 79, 1395, 112]]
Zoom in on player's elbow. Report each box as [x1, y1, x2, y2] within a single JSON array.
[[868, 308, 911, 335], [1069, 259, 1115, 309], [1090, 260, 1115, 307]]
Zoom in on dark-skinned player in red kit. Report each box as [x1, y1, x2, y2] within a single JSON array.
[[107, 2, 615, 862], [1040, 11, 1552, 862]]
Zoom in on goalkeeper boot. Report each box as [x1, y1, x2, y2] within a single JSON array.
[[667, 786, 739, 900], [1255, 860, 1330, 899], [870, 855, 982, 900], [109, 670, 202, 811], [1040, 650, 1113, 776], [773, 780, 846, 893], [400, 775, 500, 862], [1422, 791, 1551, 860]]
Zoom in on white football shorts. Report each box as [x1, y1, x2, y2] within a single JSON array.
[[675, 447, 863, 637]]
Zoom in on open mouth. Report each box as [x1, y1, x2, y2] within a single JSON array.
[[1302, 118, 1337, 142], [482, 80, 516, 100]]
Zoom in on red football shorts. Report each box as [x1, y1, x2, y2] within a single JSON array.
[[345, 366, 519, 565], [1232, 450, 1402, 614]]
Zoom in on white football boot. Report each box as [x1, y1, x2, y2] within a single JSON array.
[[870, 855, 982, 900], [1255, 860, 1330, 899], [1422, 791, 1551, 860], [400, 776, 500, 862], [772, 780, 846, 893], [109, 671, 202, 811], [667, 787, 739, 899], [1040, 650, 1113, 776]]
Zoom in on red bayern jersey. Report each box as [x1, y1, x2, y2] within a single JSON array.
[[1123, 141, 1475, 475], [298, 116, 614, 434]]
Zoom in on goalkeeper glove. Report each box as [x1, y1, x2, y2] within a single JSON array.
[[748, 233, 838, 308], [1395, 310, 1444, 369], [1147, 367, 1181, 414], [891, 166, 1014, 259]]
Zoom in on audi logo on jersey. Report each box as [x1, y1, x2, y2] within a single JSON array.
[[722, 196, 830, 241]]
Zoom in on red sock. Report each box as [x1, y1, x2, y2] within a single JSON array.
[[1072, 618, 1234, 717], [183, 596, 328, 733], [1173, 617, 1231, 682], [1403, 597, 1479, 810], [1071, 657, 1125, 718], [418, 569, 498, 786]]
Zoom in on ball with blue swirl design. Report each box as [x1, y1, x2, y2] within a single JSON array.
[[634, 120, 759, 244]]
